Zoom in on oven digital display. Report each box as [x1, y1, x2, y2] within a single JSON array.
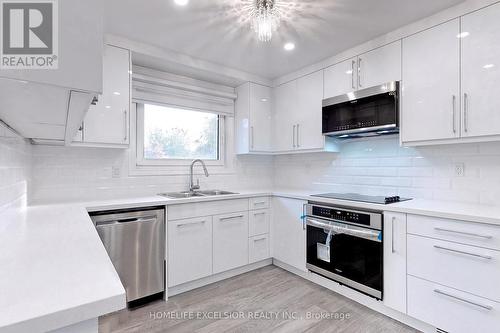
[[311, 206, 370, 226]]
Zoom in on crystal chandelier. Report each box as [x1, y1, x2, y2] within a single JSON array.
[[251, 0, 280, 42]]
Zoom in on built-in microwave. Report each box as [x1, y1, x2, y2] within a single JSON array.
[[322, 81, 399, 139]]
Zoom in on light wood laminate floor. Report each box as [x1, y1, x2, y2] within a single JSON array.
[[99, 265, 421, 333]]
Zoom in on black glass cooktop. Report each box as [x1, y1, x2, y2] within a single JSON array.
[[311, 193, 411, 205]]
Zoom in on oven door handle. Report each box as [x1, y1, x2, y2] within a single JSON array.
[[306, 218, 381, 242]]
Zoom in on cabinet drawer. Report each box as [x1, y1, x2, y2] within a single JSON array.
[[407, 214, 500, 251], [167, 216, 212, 287], [249, 197, 270, 210], [213, 212, 249, 274], [249, 234, 270, 263], [408, 275, 499, 333], [168, 199, 248, 221], [408, 234, 500, 301], [249, 209, 270, 236]]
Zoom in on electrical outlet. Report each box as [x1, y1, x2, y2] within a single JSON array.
[[454, 163, 465, 177], [112, 166, 121, 178]]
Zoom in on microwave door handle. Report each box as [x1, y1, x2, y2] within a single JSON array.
[[306, 218, 380, 241]]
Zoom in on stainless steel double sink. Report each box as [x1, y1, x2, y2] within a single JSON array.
[[158, 190, 238, 199]]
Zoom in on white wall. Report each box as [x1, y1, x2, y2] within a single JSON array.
[[30, 145, 273, 204], [274, 136, 500, 206], [0, 122, 31, 211]]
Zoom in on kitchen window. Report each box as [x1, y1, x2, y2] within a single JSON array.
[[136, 103, 225, 166]]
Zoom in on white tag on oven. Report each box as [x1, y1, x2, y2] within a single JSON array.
[[317, 243, 330, 263]]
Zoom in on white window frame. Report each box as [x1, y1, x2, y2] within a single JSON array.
[[135, 103, 225, 167]]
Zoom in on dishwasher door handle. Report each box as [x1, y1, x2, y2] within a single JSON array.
[[95, 216, 157, 226]]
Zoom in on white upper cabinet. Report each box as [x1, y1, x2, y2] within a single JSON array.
[[461, 3, 500, 138], [78, 45, 131, 146], [235, 83, 272, 154], [324, 42, 401, 100], [401, 19, 460, 143], [273, 73, 338, 153], [358, 41, 401, 89], [324, 58, 357, 99], [296, 71, 325, 150], [273, 80, 298, 152]]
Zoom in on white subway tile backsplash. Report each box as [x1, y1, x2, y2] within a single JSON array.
[[0, 122, 31, 211]]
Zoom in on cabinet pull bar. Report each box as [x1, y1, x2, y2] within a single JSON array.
[[293, 125, 296, 148], [123, 110, 128, 141], [464, 93, 468, 133], [253, 237, 267, 242], [433, 245, 492, 260], [296, 124, 300, 147], [351, 60, 356, 89], [433, 289, 493, 311], [253, 212, 266, 216], [452, 95, 456, 133], [391, 216, 396, 253], [434, 227, 492, 239], [177, 220, 206, 227], [357, 58, 362, 88], [220, 214, 244, 221]]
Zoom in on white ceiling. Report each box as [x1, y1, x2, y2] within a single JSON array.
[[104, 0, 463, 80]]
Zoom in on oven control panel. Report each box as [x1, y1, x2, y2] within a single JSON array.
[[311, 206, 370, 226]]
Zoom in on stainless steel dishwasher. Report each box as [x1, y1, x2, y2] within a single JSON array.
[[90, 207, 165, 303]]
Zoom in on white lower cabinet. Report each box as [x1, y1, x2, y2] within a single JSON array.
[[213, 212, 249, 274], [167, 216, 213, 287], [408, 234, 500, 302], [249, 234, 270, 264], [271, 197, 307, 272], [408, 275, 499, 333], [249, 209, 270, 237], [382, 212, 407, 313]]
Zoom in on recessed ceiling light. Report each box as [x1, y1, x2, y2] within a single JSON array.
[[457, 32, 470, 38], [483, 64, 495, 69], [174, 0, 189, 6], [284, 42, 295, 51]]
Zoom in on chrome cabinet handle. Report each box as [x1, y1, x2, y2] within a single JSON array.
[[220, 214, 244, 221], [253, 237, 267, 242], [464, 93, 468, 133], [357, 58, 362, 88], [434, 289, 493, 311], [391, 216, 396, 253], [452, 95, 456, 133], [296, 124, 300, 148], [433, 245, 492, 260], [434, 227, 492, 239], [351, 60, 356, 89], [292, 125, 296, 148], [253, 212, 266, 216], [123, 110, 128, 142], [250, 126, 254, 149], [177, 220, 206, 228]]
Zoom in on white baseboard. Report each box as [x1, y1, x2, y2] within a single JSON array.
[[167, 259, 273, 297], [272, 259, 436, 333]]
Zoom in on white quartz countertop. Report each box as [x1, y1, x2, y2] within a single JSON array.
[[3, 188, 500, 333], [0, 205, 126, 333]]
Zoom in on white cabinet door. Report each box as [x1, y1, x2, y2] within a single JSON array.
[[273, 81, 297, 152], [271, 197, 307, 272], [296, 71, 325, 150], [213, 212, 249, 274], [324, 57, 357, 99], [358, 41, 401, 89], [83, 45, 130, 145], [249, 234, 270, 263], [168, 217, 213, 287], [249, 209, 270, 237], [249, 84, 273, 152], [461, 3, 500, 138], [383, 212, 407, 313], [401, 19, 460, 143]]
